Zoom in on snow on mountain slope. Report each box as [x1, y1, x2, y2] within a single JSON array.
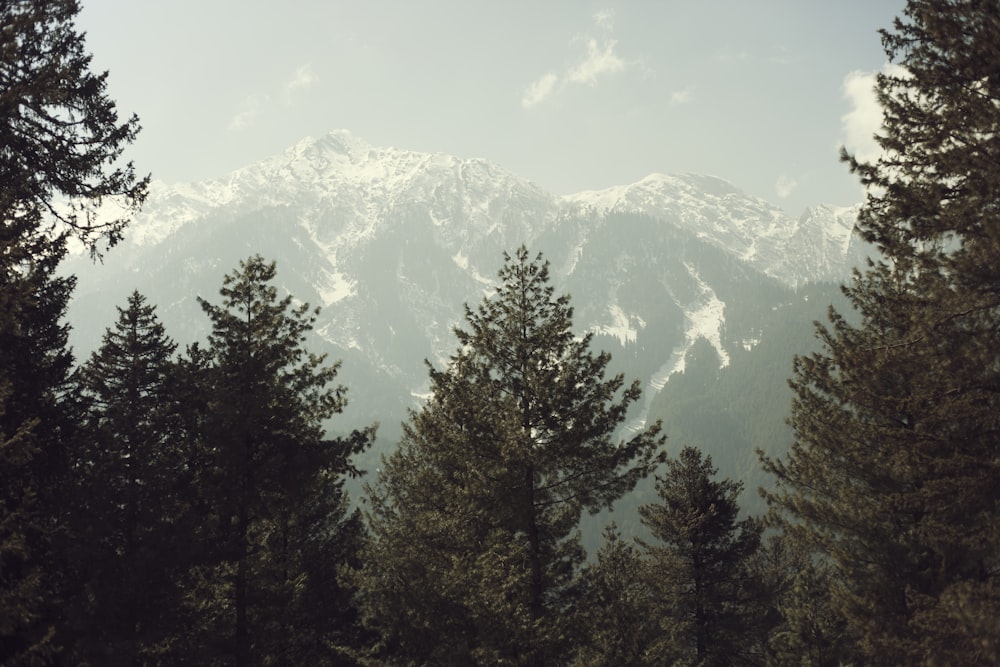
[[64, 130, 870, 442], [125, 130, 558, 254], [562, 173, 865, 287], [117, 131, 866, 291]]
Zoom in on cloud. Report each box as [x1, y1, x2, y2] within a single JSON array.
[[522, 73, 559, 109], [228, 94, 267, 131], [840, 70, 883, 163], [840, 64, 908, 163], [284, 63, 317, 102], [228, 63, 317, 131], [521, 9, 630, 109], [567, 38, 625, 85], [670, 87, 694, 106], [592, 9, 615, 30], [775, 174, 798, 199]]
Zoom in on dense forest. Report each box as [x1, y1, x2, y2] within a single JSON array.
[[2, 1, 999, 665]]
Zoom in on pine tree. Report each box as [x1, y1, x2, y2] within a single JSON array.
[[0, 0, 147, 254], [764, 553, 858, 667], [1, 1, 146, 660], [572, 524, 660, 667], [193, 255, 372, 666], [67, 291, 189, 663], [0, 232, 76, 664], [359, 247, 664, 665], [0, 383, 56, 666], [762, 1, 1000, 663], [639, 446, 761, 666]]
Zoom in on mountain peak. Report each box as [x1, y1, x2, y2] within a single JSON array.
[[290, 130, 375, 165], [111, 131, 867, 287]]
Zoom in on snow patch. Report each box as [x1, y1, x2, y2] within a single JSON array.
[[591, 304, 645, 345], [633, 262, 730, 430], [318, 270, 356, 306], [683, 263, 730, 369], [315, 322, 362, 351]]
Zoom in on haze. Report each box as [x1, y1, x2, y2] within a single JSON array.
[[77, 1, 904, 215]]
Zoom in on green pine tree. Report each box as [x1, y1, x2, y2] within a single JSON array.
[[0, 1, 147, 661], [192, 255, 373, 666], [762, 1, 1000, 664], [572, 524, 660, 667], [359, 247, 664, 666], [639, 446, 762, 667], [0, 231, 75, 665], [0, 383, 56, 666], [763, 546, 858, 667], [68, 291, 189, 663]]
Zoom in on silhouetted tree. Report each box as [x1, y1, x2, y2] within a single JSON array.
[[640, 446, 761, 666], [359, 247, 664, 665], [0, 0, 146, 660], [67, 292, 189, 663], [762, 1, 1000, 663], [192, 256, 372, 666]]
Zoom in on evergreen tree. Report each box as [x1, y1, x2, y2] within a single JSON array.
[[0, 1, 146, 660], [762, 1, 1000, 663], [68, 291, 188, 663], [764, 553, 858, 667], [0, 383, 56, 666], [0, 0, 147, 253], [359, 247, 664, 665], [0, 231, 75, 665], [192, 255, 372, 666], [639, 446, 761, 666], [573, 524, 660, 667]]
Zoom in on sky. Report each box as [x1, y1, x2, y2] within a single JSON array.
[[77, 1, 906, 216]]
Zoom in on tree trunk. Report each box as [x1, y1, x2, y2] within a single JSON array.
[[524, 462, 545, 667], [235, 505, 250, 666]]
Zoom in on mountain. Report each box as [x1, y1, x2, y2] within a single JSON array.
[[62, 129, 869, 502]]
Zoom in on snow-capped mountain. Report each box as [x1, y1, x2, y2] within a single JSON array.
[[63, 130, 869, 464], [562, 173, 867, 287]]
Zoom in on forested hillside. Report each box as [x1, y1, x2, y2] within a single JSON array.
[[646, 281, 852, 515]]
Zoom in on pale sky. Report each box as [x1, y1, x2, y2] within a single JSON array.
[[77, 1, 905, 215]]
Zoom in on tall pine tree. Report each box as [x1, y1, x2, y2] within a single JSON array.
[[359, 247, 664, 665], [572, 524, 660, 667], [68, 291, 188, 663], [0, 1, 146, 660], [191, 255, 372, 666], [639, 446, 762, 666], [762, 1, 1000, 663]]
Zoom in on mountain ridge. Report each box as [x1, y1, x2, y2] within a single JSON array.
[[63, 130, 869, 487], [117, 130, 867, 289]]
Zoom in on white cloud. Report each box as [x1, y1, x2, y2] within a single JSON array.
[[521, 9, 630, 109], [592, 9, 615, 31], [521, 73, 559, 109], [229, 63, 318, 130], [840, 64, 908, 164], [228, 94, 267, 131], [567, 38, 625, 85], [670, 87, 694, 106], [840, 70, 883, 164], [775, 174, 798, 199], [284, 63, 317, 98]]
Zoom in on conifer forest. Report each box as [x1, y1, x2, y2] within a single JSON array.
[[1, 1, 998, 665]]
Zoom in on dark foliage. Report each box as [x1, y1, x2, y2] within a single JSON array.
[[358, 247, 664, 666], [763, 1, 1000, 663], [640, 447, 762, 666], [0, 1, 146, 662]]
